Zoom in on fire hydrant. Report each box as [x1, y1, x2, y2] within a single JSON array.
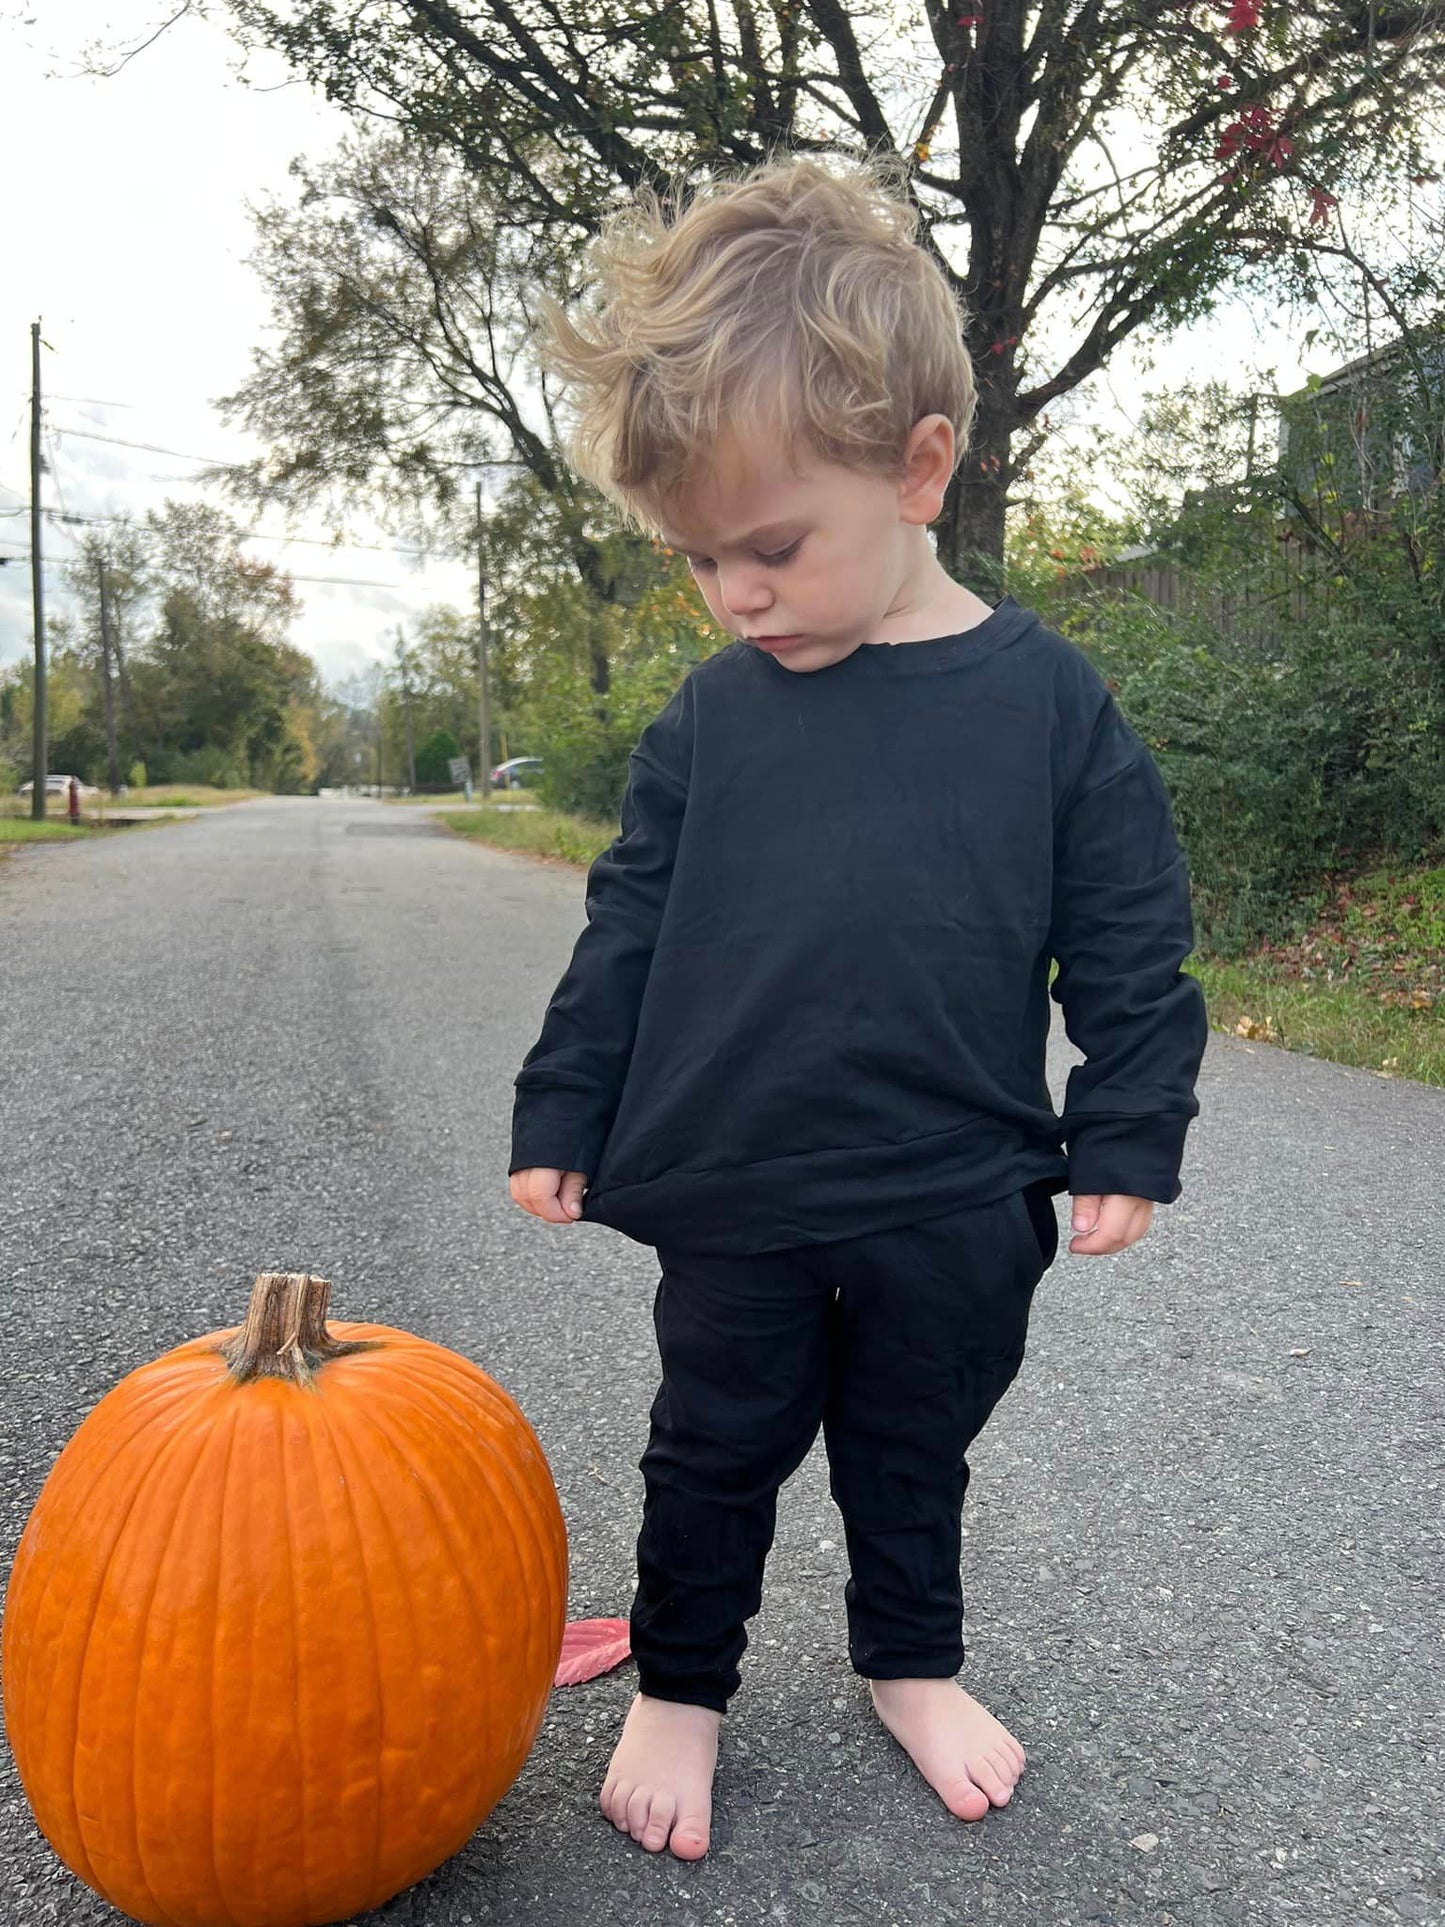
[[68, 776, 80, 824]]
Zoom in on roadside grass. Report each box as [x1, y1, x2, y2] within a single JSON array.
[[437, 801, 1444, 1087], [0, 818, 97, 842], [1186, 954, 1442, 1085], [0, 814, 175, 844], [440, 803, 613, 868], [387, 789, 541, 806], [1187, 865, 1444, 1086], [109, 785, 268, 808], [0, 785, 264, 822]]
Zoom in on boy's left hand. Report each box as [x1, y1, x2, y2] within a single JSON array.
[[1068, 1193, 1154, 1256]]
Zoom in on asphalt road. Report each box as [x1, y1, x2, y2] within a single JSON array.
[[1, 797, 1441, 1927]]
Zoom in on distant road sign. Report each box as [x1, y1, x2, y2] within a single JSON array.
[[447, 756, 472, 787]]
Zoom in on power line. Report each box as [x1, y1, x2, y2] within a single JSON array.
[[23, 494, 430, 558], [31, 508, 413, 587], [46, 423, 437, 557], [241, 530, 432, 559], [48, 394, 138, 410], [28, 387, 481, 602], [50, 423, 245, 467], [43, 426, 71, 520], [288, 573, 408, 588], [51, 416, 517, 480]]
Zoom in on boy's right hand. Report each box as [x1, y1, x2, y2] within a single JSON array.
[[509, 1167, 590, 1223]]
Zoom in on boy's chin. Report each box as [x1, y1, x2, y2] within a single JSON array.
[[757, 637, 858, 673]]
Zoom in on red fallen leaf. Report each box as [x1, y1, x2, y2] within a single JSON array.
[[554, 1617, 632, 1686]]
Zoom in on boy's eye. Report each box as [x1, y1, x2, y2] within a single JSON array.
[[687, 540, 802, 573]]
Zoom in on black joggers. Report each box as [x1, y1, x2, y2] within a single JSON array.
[[630, 1178, 1061, 1713]]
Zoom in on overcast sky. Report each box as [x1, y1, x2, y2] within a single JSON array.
[[0, 2, 484, 686], [1, 1, 1325, 687]]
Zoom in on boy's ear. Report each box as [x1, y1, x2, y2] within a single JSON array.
[[899, 414, 957, 525]]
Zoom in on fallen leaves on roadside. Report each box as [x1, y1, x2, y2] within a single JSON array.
[[1251, 871, 1442, 1011], [554, 1617, 632, 1687], [1235, 1014, 1277, 1040]]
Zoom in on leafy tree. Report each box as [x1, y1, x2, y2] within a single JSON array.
[[133, 501, 322, 790], [405, 604, 496, 765], [0, 621, 103, 784], [0, 498, 324, 793], [213, 141, 655, 712], [312, 669, 387, 789], [415, 726, 463, 786], [54, 522, 153, 790], [204, 0, 1445, 591], [141, 500, 297, 643]]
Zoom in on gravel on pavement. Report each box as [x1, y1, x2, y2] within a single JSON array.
[[1, 797, 1441, 1927]]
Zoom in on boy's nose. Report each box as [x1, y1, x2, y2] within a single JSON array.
[[717, 566, 771, 616]]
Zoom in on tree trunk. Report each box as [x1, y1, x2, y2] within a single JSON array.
[[937, 405, 1012, 596]]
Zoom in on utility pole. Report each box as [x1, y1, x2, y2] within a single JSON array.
[[396, 627, 417, 792], [29, 321, 46, 821], [475, 482, 491, 794], [98, 557, 121, 796]]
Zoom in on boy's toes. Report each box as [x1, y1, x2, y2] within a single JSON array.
[[670, 1807, 711, 1861], [626, 1787, 658, 1841], [601, 1778, 633, 1830], [941, 1773, 992, 1822], [637, 1791, 676, 1852], [971, 1752, 1015, 1806]]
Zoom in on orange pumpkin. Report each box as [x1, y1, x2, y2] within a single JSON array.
[[1, 1272, 568, 1927]]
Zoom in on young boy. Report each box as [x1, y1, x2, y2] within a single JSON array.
[[509, 156, 1207, 1863]]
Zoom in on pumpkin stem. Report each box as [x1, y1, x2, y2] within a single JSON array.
[[219, 1272, 381, 1386]]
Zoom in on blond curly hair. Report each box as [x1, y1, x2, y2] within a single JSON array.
[[533, 153, 976, 531]]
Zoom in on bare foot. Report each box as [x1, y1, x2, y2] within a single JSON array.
[[869, 1678, 1026, 1821], [599, 1693, 721, 1859]]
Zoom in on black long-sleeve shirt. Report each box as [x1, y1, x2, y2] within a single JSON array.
[[510, 595, 1208, 1254]]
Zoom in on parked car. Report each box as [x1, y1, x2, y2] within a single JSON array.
[[16, 774, 100, 799], [490, 757, 543, 790]]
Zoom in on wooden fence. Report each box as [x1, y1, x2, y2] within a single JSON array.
[[1063, 534, 1344, 652]]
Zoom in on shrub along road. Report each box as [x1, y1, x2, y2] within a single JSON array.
[[1, 796, 1440, 1927]]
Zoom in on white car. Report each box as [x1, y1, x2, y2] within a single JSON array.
[[489, 757, 543, 790], [17, 774, 99, 799]]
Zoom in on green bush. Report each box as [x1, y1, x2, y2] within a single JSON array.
[[127, 760, 148, 790], [1006, 470, 1445, 957], [1049, 584, 1444, 956], [163, 746, 251, 790], [415, 727, 463, 789], [527, 639, 712, 820], [529, 650, 696, 821]]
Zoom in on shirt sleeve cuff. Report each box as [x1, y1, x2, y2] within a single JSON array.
[[1065, 1113, 1194, 1203], [509, 1117, 606, 1179]]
